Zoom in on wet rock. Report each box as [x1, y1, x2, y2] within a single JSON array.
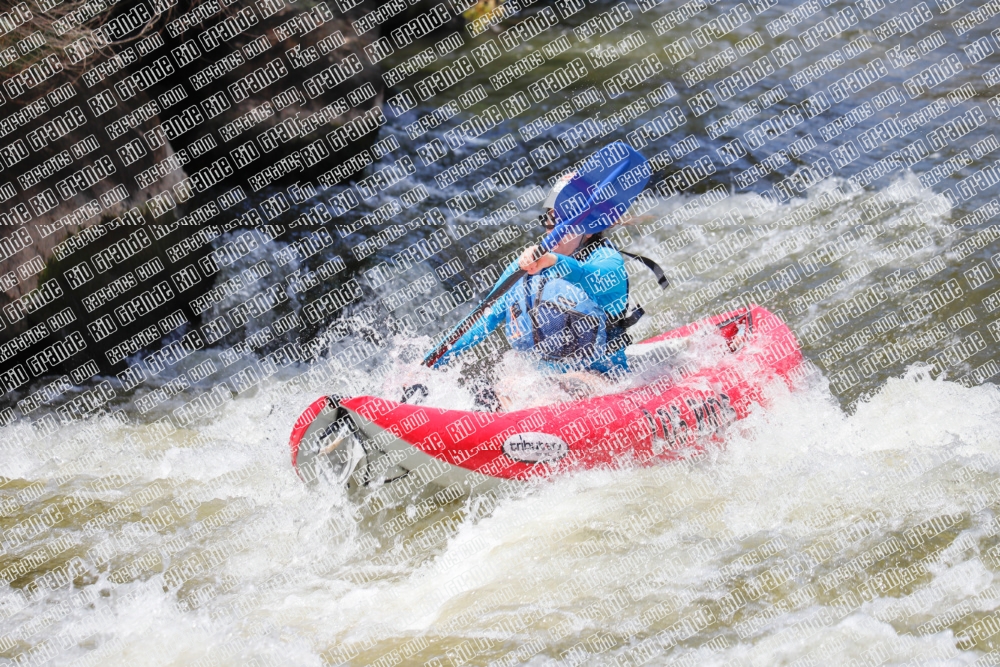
[[0, 0, 393, 389], [160, 1, 388, 193]]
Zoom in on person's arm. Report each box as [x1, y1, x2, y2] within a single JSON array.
[[431, 260, 519, 367], [432, 301, 506, 367]]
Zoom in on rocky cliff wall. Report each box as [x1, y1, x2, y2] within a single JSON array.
[[0, 0, 415, 382]]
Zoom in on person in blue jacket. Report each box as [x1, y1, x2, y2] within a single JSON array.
[[433, 173, 637, 380]]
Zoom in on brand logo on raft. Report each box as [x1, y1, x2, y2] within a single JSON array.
[[502, 433, 569, 464], [643, 392, 738, 454]]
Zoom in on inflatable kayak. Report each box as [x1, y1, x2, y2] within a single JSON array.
[[289, 305, 803, 491]]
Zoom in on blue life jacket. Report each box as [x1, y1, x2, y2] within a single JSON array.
[[505, 271, 608, 365], [433, 236, 669, 373]]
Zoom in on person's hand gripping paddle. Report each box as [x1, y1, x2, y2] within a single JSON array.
[[423, 141, 650, 368]]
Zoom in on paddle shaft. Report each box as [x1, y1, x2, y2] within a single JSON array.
[[423, 266, 527, 367], [422, 246, 546, 368], [423, 206, 615, 369]]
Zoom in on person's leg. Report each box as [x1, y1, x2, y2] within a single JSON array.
[[473, 381, 502, 411], [624, 336, 694, 365], [554, 370, 612, 399], [491, 371, 595, 411]]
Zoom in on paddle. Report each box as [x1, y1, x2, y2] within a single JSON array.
[[423, 142, 650, 368]]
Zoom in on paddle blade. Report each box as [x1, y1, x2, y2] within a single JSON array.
[[423, 142, 649, 368], [550, 141, 650, 238]]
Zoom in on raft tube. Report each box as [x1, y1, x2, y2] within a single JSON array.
[[289, 305, 803, 490]]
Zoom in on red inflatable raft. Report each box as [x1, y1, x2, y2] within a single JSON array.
[[289, 305, 803, 491]]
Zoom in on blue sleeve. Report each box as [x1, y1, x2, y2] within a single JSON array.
[[430, 260, 519, 367], [550, 247, 628, 317]]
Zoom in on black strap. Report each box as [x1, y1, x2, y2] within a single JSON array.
[[620, 251, 670, 289], [618, 305, 645, 329], [573, 237, 670, 289], [528, 275, 547, 348], [611, 243, 669, 331], [571, 236, 670, 332]]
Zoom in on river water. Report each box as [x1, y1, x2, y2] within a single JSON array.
[[3, 0, 1000, 664]]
